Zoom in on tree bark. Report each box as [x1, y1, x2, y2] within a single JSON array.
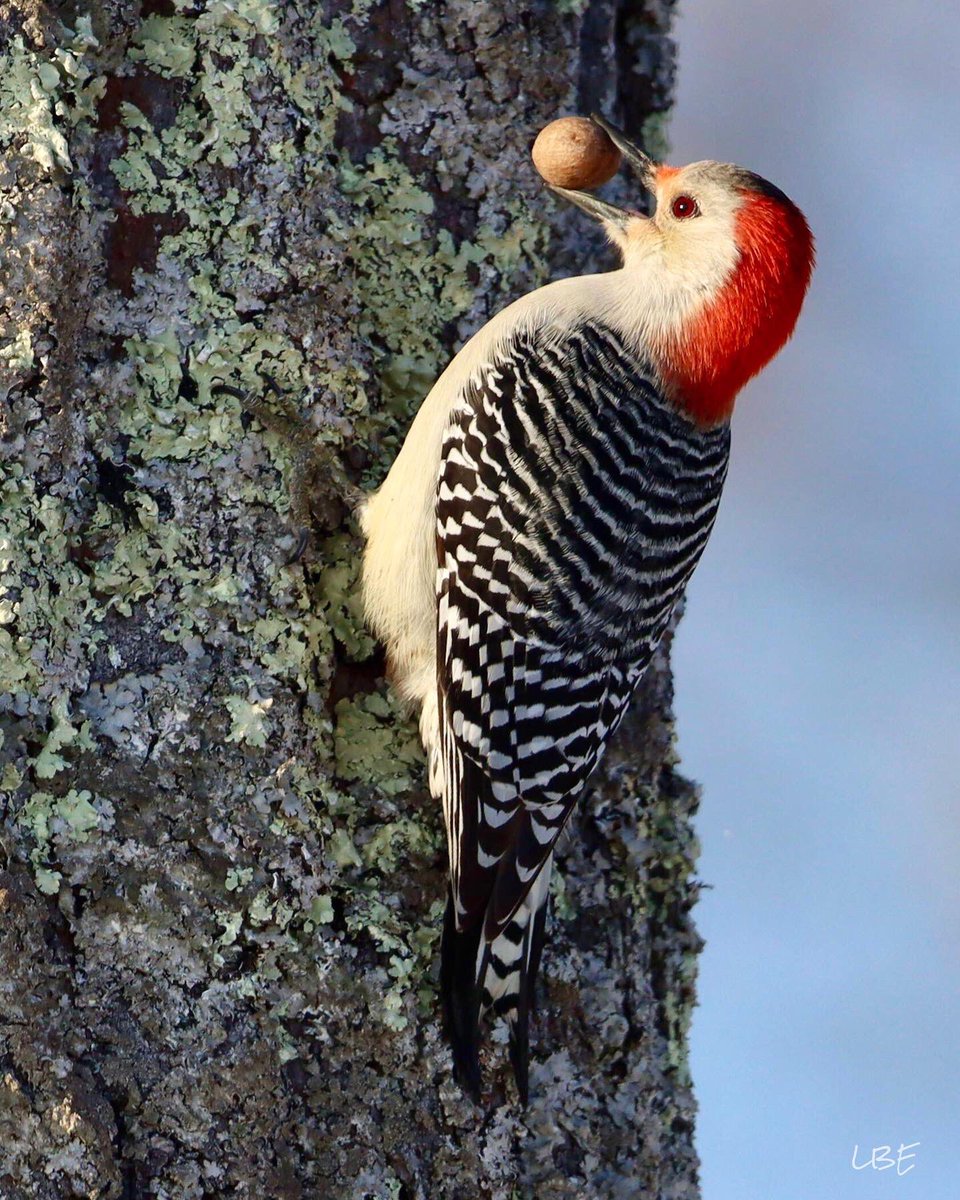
[[0, 3, 700, 1197]]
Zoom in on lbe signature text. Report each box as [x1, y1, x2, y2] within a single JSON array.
[[851, 1142, 919, 1176]]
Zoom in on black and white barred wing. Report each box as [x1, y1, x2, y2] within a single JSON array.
[[437, 323, 729, 938], [435, 322, 729, 1097]]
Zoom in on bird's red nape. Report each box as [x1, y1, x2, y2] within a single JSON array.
[[658, 188, 815, 427]]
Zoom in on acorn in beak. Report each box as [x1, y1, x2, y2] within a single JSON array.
[[548, 114, 657, 229]]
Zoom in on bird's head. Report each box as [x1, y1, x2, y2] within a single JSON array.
[[552, 116, 815, 427]]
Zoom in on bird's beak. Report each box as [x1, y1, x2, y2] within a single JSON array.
[[547, 185, 639, 229], [548, 115, 657, 229]]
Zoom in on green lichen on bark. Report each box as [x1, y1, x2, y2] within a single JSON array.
[[1, 2, 699, 1198]]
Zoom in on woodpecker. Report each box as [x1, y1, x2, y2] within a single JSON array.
[[360, 115, 814, 1102]]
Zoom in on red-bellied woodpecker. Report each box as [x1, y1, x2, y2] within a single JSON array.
[[360, 115, 815, 1103]]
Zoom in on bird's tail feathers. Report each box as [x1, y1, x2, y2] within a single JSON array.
[[440, 891, 484, 1100], [440, 854, 554, 1104]]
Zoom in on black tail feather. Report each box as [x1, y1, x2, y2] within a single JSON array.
[[526, 888, 549, 1018], [440, 891, 483, 1100], [441, 881, 552, 1105], [507, 979, 531, 1106]]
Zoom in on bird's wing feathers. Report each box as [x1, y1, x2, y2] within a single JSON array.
[[435, 320, 729, 1093], [438, 320, 729, 924], [439, 330, 617, 934]]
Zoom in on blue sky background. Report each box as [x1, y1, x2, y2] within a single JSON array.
[[666, 3, 960, 1197]]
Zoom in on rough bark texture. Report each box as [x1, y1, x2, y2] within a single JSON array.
[[0, 3, 701, 1197]]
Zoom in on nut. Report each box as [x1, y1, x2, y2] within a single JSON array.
[[531, 117, 621, 190]]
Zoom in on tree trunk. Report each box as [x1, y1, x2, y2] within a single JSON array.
[[0, 3, 700, 1197]]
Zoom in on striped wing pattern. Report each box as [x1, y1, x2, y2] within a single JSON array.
[[435, 322, 730, 1098]]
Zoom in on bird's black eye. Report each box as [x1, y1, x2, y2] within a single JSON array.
[[671, 194, 698, 219]]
